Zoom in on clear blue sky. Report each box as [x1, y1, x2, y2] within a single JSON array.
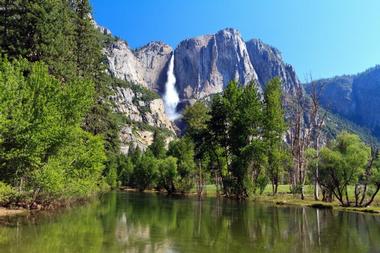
[[91, 0, 380, 80]]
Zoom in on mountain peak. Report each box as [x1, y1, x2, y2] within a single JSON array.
[[136, 41, 172, 55], [216, 27, 241, 37]]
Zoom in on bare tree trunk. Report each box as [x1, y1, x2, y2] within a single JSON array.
[[364, 184, 380, 207], [196, 161, 204, 198], [308, 77, 326, 201]]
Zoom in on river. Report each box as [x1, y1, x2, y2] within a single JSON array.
[[0, 192, 379, 253]]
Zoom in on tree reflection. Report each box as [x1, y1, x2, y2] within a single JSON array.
[[0, 192, 379, 253]]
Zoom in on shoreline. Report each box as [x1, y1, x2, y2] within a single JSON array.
[[0, 207, 27, 217], [0, 193, 103, 218], [121, 187, 380, 215], [1, 189, 380, 218], [251, 195, 380, 215]]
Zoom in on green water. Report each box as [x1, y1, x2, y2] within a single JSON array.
[[0, 192, 380, 253]]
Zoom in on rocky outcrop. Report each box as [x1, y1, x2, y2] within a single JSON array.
[[307, 66, 380, 138], [105, 41, 172, 92], [246, 39, 300, 94], [110, 85, 176, 154]]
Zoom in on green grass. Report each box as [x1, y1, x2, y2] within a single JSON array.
[[197, 184, 380, 214]]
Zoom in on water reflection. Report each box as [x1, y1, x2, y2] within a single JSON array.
[[0, 192, 379, 253]]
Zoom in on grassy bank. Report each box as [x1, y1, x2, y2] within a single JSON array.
[[200, 184, 380, 215]]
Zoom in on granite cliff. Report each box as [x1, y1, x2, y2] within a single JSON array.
[[105, 28, 301, 103]]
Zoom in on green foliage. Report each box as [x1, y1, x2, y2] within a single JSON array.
[[0, 59, 91, 182], [149, 131, 167, 159], [263, 78, 288, 194], [133, 151, 158, 191], [157, 156, 178, 193], [117, 155, 134, 186], [0, 0, 141, 207], [0, 58, 106, 201], [317, 132, 372, 206], [0, 182, 17, 204], [0, 0, 78, 80], [206, 81, 267, 198], [183, 101, 211, 141], [168, 138, 196, 192], [32, 128, 106, 198]]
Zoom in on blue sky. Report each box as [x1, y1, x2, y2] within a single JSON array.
[[91, 0, 380, 80]]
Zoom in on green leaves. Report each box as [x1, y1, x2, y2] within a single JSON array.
[[317, 132, 371, 206], [263, 78, 288, 195], [0, 58, 105, 199]]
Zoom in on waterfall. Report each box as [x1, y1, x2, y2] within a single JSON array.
[[163, 54, 180, 120]]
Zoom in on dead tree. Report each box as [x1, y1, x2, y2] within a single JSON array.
[[308, 77, 327, 200], [289, 85, 311, 200]]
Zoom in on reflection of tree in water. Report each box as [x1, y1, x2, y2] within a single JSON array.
[[115, 193, 380, 253], [1, 192, 380, 253]]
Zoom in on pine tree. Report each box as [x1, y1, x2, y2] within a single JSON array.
[[0, 0, 77, 81]]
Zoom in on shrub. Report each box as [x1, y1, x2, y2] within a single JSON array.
[[0, 182, 17, 204]]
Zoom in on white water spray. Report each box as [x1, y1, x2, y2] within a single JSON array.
[[163, 54, 180, 120]]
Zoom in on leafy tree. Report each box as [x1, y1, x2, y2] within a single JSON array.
[[0, 58, 106, 199], [263, 78, 287, 195], [117, 155, 134, 186], [168, 138, 196, 193], [206, 81, 266, 198], [133, 151, 158, 191], [183, 101, 210, 143], [31, 128, 105, 198], [157, 156, 178, 194], [317, 133, 371, 206], [149, 131, 167, 159], [232, 82, 264, 196]]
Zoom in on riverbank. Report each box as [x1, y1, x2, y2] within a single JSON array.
[[0, 207, 27, 217], [2, 185, 379, 218], [0, 192, 105, 218], [121, 184, 380, 215], [252, 194, 380, 215]]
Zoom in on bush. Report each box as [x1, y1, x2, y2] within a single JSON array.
[[0, 182, 17, 204]]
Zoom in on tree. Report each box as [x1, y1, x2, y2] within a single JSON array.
[[117, 155, 134, 186], [263, 78, 287, 195], [230, 82, 265, 197], [0, 0, 77, 81], [168, 137, 196, 193], [157, 156, 178, 194], [183, 101, 211, 196], [288, 84, 310, 199], [0, 58, 106, 199], [206, 81, 266, 198], [149, 131, 167, 159], [307, 77, 327, 200], [133, 151, 158, 192], [317, 133, 372, 207], [208, 82, 238, 197]]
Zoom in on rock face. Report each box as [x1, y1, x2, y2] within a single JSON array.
[[307, 66, 380, 138], [105, 41, 172, 92], [110, 85, 176, 154], [105, 28, 301, 102], [246, 39, 299, 94], [174, 28, 258, 99]]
